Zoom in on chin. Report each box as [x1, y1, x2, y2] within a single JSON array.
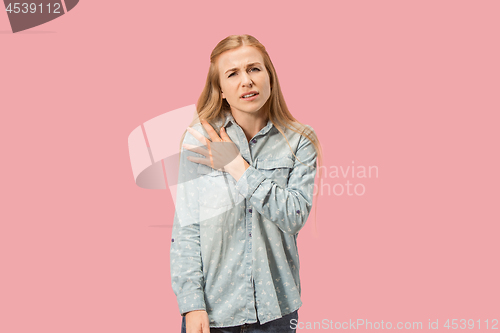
[[244, 104, 267, 113], [230, 101, 267, 115]]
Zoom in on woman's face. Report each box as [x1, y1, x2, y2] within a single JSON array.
[[218, 46, 271, 117]]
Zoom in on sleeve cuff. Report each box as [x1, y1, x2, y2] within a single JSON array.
[[235, 165, 266, 200], [177, 290, 206, 316]]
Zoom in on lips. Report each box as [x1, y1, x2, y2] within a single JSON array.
[[240, 91, 259, 98]]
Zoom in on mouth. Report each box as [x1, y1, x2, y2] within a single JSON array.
[[240, 91, 259, 99]]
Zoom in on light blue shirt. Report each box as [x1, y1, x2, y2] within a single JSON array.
[[170, 111, 317, 328]]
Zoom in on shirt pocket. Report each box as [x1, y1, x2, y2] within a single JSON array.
[[255, 156, 294, 187], [197, 164, 234, 225]]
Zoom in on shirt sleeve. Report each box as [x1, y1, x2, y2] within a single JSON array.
[[170, 131, 206, 316], [235, 125, 318, 235]]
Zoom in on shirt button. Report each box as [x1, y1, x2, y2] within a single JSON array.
[[296, 210, 300, 214], [249, 233, 252, 237], [171, 238, 174, 242], [251, 138, 257, 143], [249, 208, 252, 213]]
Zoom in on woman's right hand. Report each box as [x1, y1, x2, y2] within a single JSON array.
[[185, 310, 210, 333]]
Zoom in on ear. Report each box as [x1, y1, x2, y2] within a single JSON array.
[[221, 91, 225, 99]]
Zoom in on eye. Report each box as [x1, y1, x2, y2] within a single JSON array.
[[228, 72, 236, 78], [250, 67, 260, 72]]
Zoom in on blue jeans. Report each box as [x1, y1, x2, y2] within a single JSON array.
[[181, 310, 298, 333]]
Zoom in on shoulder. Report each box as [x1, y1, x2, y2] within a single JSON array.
[[301, 124, 317, 143], [293, 123, 318, 154], [182, 122, 209, 145], [284, 121, 315, 134], [284, 122, 317, 143]]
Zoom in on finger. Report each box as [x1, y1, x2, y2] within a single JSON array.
[[186, 126, 209, 146], [182, 143, 209, 157], [219, 126, 232, 142], [186, 156, 211, 167], [201, 120, 222, 143]]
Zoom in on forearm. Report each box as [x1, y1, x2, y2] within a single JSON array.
[[170, 213, 206, 315], [232, 131, 318, 235], [237, 166, 316, 235]]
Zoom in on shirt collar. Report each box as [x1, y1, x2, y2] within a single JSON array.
[[222, 110, 275, 137]]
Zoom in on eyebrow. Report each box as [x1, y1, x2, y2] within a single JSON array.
[[224, 62, 262, 75]]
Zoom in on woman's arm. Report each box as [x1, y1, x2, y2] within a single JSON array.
[[170, 131, 206, 316], [234, 126, 318, 235]]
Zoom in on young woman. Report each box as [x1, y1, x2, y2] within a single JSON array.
[[170, 34, 323, 333]]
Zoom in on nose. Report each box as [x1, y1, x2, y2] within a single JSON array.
[[241, 72, 253, 86]]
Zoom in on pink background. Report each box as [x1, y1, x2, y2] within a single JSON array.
[[1, 1, 499, 332]]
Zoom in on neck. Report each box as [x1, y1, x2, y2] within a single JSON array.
[[230, 107, 269, 142]]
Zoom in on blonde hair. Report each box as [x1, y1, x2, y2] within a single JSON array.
[[180, 34, 324, 230]]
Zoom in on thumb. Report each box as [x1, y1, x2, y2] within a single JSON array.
[[202, 320, 210, 333]]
